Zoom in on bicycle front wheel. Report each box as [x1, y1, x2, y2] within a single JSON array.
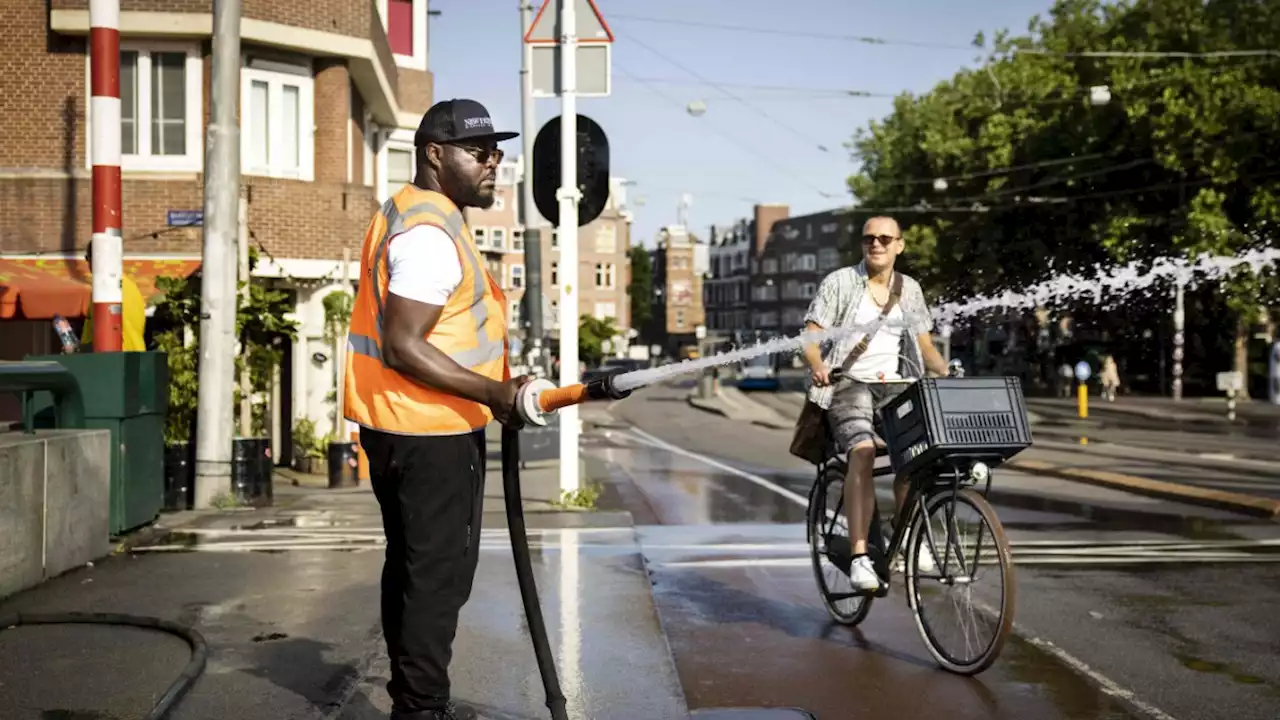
[[807, 462, 873, 626], [905, 486, 1015, 675]]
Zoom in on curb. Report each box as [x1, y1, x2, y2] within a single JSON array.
[[1007, 459, 1280, 519]]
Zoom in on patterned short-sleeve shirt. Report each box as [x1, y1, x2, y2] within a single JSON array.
[[803, 262, 934, 409]]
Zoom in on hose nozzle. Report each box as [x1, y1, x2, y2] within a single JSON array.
[[514, 373, 633, 427]]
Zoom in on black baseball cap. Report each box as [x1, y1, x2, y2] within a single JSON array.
[[414, 99, 518, 146]]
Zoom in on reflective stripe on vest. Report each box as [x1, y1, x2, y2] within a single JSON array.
[[347, 197, 505, 368]]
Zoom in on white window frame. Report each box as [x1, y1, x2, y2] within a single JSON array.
[[550, 260, 558, 286], [491, 227, 507, 250], [383, 141, 414, 202], [376, 0, 430, 71], [363, 109, 376, 187], [594, 262, 615, 289], [241, 63, 315, 181], [473, 227, 488, 249], [594, 302, 616, 320], [85, 40, 203, 173], [509, 263, 524, 289]]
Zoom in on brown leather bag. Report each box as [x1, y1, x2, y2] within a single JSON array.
[[788, 273, 904, 464]]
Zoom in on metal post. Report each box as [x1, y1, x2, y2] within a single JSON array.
[[556, 0, 580, 494], [335, 246, 351, 428], [519, 0, 545, 376], [238, 188, 251, 437], [89, 0, 123, 352], [1172, 282, 1185, 401], [194, 0, 241, 508]]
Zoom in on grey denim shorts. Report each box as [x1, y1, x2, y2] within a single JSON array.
[[826, 380, 908, 456]]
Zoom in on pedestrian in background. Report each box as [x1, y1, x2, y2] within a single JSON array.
[[1100, 355, 1121, 402]]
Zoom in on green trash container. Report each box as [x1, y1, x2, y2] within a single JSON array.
[[27, 352, 168, 535]]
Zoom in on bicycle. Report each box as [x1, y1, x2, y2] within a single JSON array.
[[805, 360, 1032, 675]]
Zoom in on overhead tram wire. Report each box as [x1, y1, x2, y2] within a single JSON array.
[[619, 32, 837, 155], [608, 13, 1280, 59], [607, 13, 974, 51], [611, 65, 845, 201]]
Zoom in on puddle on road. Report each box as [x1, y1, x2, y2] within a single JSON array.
[[1000, 635, 1139, 719], [1175, 653, 1268, 686], [990, 491, 1247, 541]]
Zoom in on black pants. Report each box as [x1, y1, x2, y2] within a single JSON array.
[[361, 427, 486, 713]]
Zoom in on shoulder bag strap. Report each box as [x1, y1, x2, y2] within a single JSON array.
[[837, 272, 906, 373]]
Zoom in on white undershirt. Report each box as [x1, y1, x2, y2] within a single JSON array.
[[847, 292, 906, 382], [386, 225, 463, 306]]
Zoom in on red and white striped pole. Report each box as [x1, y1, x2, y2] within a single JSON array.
[[90, 0, 123, 352]]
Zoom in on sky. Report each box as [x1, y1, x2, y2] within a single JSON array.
[[428, 0, 1058, 247]]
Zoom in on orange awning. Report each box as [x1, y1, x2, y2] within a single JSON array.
[[0, 257, 201, 320]]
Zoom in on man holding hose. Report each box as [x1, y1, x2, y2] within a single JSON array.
[[801, 215, 950, 592], [344, 99, 527, 720]]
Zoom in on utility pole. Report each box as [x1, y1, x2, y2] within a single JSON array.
[[194, 0, 241, 508], [238, 189, 251, 437], [89, 0, 123, 353], [519, 0, 546, 377], [556, 0, 581, 494]]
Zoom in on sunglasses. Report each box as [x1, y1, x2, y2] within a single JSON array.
[[447, 143, 504, 166], [862, 234, 899, 247]]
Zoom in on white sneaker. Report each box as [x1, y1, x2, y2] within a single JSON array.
[[895, 541, 938, 573], [849, 555, 884, 592]]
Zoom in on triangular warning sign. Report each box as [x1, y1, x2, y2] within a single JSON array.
[[524, 0, 615, 44]]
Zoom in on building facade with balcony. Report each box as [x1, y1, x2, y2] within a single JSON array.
[[0, 0, 438, 460]]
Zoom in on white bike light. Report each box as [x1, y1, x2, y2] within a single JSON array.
[[968, 461, 990, 484]]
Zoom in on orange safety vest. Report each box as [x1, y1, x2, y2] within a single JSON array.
[[343, 186, 509, 435]]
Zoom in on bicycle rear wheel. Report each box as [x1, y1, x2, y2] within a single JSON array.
[[807, 462, 873, 625], [905, 486, 1014, 675]]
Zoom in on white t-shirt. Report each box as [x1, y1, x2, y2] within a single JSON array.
[[847, 292, 906, 382], [386, 225, 463, 305]]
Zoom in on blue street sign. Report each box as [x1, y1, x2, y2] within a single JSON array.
[[167, 210, 203, 226], [1074, 361, 1092, 382]]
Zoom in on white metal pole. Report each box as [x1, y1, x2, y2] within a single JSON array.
[[335, 246, 350, 434], [1172, 282, 1185, 401], [557, 0, 580, 494], [194, 0, 241, 507]]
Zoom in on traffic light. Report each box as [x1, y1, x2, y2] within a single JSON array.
[[532, 114, 610, 227]]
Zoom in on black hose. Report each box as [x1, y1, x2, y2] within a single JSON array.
[[501, 425, 569, 720], [0, 611, 208, 720]]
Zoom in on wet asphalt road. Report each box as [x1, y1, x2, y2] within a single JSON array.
[[599, 380, 1280, 720]]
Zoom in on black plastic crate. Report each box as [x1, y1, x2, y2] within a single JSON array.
[[877, 377, 1033, 478]]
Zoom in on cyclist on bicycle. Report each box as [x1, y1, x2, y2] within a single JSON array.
[[800, 216, 950, 592]]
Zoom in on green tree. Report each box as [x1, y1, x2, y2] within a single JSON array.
[[579, 315, 619, 367], [846, 0, 1280, 390], [152, 249, 299, 441], [627, 245, 653, 328]]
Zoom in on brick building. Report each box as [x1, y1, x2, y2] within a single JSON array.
[[750, 208, 847, 333], [644, 225, 707, 357], [0, 0, 437, 450], [703, 220, 750, 336], [463, 168, 634, 366]]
